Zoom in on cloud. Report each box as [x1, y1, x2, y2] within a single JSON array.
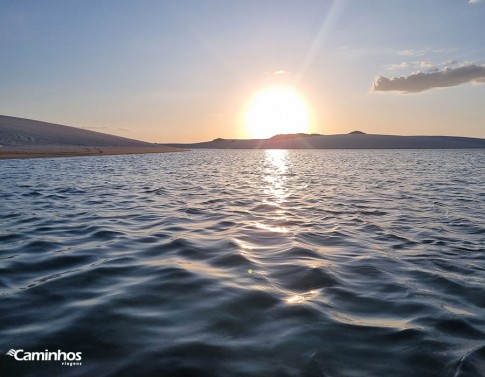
[[388, 62, 411, 70], [419, 61, 434, 68], [398, 49, 426, 57], [469, 0, 483, 4], [388, 61, 435, 71], [372, 64, 485, 93], [397, 48, 453, 57], [273, 70, 290, 76]]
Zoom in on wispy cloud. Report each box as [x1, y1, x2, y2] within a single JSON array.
[[398, 49, 426, 57], [469, 0, 483, 4], [420, 61, 434, 68], [388, 61, 435, 70], [397, 48, 452, 57], [372, 64, 485, 93], [388, 62, 411, 70]]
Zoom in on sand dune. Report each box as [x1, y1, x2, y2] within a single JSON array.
[[0, 115, 183, 159], [166, 133, 485, 149]]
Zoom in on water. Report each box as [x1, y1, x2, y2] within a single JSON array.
[[1, 149, 484, 377]]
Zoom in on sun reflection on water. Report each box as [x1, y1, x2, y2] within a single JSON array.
[[240, 150, 322, 306], [262, 150, 289, 203], [286, 290, 319, 304], [254, 222, 289, 233]]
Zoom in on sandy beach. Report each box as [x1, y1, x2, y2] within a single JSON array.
[[0, 145, 184, 159]]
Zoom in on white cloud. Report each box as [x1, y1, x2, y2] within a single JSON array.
[[372, 64, 485, 93], [273, 70, 290, 76], [388, 61, 435, 71], [469, 0, 483, 4], [420, 61, 434, 68], [397, 48, 454, 57], [398, 49, 426, 57], [388, 62, 410, 70]]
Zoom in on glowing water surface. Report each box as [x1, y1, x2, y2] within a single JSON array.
[[0, 149, 484, 376]]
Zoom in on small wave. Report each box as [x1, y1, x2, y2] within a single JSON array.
[[0, 149, 484, 377]]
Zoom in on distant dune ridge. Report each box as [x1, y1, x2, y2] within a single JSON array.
[[1, 115, 484, 160], [0, 115, 183, 159], [168, 132, 485, 149]]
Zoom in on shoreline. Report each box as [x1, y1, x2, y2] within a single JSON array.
[[0, 146, 186, 160]]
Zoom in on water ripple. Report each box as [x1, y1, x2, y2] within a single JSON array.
[[0, 149, 484, 376]]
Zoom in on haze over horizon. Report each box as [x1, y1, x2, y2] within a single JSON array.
[[1, 0, 484, 142]]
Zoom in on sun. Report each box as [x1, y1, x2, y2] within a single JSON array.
[[245, 87, 309, 139]]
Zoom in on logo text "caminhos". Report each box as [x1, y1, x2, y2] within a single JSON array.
[[6, 349, 82, 362]]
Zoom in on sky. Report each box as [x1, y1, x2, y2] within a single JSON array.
[[0, 0, 484, 142]]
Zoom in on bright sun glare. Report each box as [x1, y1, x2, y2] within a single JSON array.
[[245, 87, 309, 139]]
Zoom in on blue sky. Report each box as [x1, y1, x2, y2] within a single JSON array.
[[1, 0, 484, 141]]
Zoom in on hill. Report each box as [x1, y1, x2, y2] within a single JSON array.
[[0, 115, 182, 159], [165, 133, 485, 149]]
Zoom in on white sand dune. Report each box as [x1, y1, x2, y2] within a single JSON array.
[[166, 133, 485, 149], [0, 115, 183, 159]]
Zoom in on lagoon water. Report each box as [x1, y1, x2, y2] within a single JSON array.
[[1, 149, 484, 377]]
